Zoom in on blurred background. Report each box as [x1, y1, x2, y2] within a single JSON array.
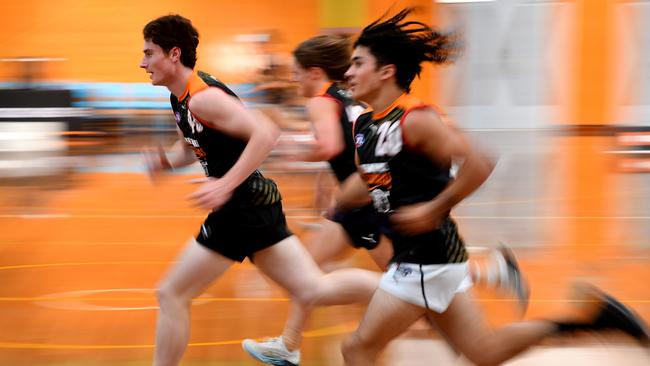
[[0, 0, 648, 365]]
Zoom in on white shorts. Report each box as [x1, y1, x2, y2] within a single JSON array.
[[379, 262, 473, 313]]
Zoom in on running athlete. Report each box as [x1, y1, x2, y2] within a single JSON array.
[[243, 35, 530, 366], [139, 15, 380, 366], [339, 8, 649, 365], [242, 35, 391, 366]]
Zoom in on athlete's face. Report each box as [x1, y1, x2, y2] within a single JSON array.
[[291, 58, 318, 97], [139, 40, 176, 86], [345, 46, 385, 102]]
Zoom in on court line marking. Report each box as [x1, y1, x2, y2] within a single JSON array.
[[1, 214, 649, 220], [0, 240, 645, 248], [3, 296, 289, 302], [33, 288, 235, 311], [0, 322, 358, 350], [0, 261, 170, 271], [0, 296, 646, 304]]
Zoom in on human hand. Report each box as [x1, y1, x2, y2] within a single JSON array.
[[390, 199, 448, 236], [142, 144, 172, 183], [187, 177, 234, 211]]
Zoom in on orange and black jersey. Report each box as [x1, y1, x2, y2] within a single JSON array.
[[354, 94, 466, 265], [317, 83, 364, 182], [354, 94, 452, 212], [171, 71, 280, 206]]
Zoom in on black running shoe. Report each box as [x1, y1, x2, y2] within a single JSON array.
[[579, 284, 650, 347]]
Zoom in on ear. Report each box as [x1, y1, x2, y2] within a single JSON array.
[[379, 64, 396, 81], [308, 67, 324, 80], [169, 47, 181, 63]]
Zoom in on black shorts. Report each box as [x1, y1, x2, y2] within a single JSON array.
[[195, 201, 292, 262], [389, 217, 468, 265], [331, 204, 384, 250]]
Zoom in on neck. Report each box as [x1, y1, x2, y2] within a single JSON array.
[[167, 67, 194, 98], [312, 78, 331, 97], [365, 83, 405, 115]]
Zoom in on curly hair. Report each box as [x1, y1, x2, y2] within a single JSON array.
[[354, 8, 462, 92], [143, 14, 200, 69]]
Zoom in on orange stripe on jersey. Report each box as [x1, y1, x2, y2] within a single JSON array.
[[316, 81, 333, 97], [178, 72, 209, 101], [362, 172, 392, 189], [372, 93, 424, 121]]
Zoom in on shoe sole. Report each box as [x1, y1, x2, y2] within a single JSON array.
[[242, 340, 300, 366], [574, 283, 650, 347]]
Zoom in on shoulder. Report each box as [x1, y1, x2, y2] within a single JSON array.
[[307, 95, 340, 112], [402, 107, 443, 125], [188, 87, 241, 118], [401, 107, 446, 147]]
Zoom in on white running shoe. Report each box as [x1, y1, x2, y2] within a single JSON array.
[[492, 244, 530, 313], [242, 336, 300, 366]]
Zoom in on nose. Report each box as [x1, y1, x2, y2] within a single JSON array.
[[139, 58, 147, 69], [344, 66, 353, 80]]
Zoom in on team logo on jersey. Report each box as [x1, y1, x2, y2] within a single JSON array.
[[355, 133, 365, 147], [174, 112, 181, 123]]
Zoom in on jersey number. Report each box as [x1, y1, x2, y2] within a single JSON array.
[[375, 121, 402, 157]]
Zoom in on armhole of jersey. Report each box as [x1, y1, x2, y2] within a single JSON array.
[[186, 86, 227, 129], [352, 110, 372, 147], [400, 104, 431, 148], [317, 94, 343, 119]]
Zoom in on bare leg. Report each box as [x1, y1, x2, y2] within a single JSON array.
[[305, 220, 355, 267], [253, 236, 380, 307], [282, 224, 389, 351], [342, 289, 426, 365], [281, 301, 311, 351], [244, 235, 383, 362], [429, 291, 556, 366], [366, 236, 392, 271], [278, 225, 351, 351], [153, 239, 234, 366]]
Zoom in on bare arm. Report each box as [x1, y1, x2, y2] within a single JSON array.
[[164, 129, 198, 168], [187, 88, 279, 209], [391, 109, 496, 235], [334, 172, 372, 211], [298, 97, 345, 162], [142, 128, 196, 181]]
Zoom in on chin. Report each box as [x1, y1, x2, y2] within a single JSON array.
[[351, 90, 365, 101]]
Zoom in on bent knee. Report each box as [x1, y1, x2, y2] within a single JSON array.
[[155, 283, 190, 308], [292, 287, 320, 308], [341, 333, 380, 362], [463, 350, 500, 366], [341, 335, 358, 356]]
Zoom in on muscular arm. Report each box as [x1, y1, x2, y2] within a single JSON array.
[[334, 172, 372, 211], [190, 88, 279, 187], [392, 109, 496, 234]]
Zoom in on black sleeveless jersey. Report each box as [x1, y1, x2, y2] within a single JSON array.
[[318, 83, 364, 182], [170, 71, 281, 206], [354, 94, 452, 212], [354, 94, 466, 264]]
